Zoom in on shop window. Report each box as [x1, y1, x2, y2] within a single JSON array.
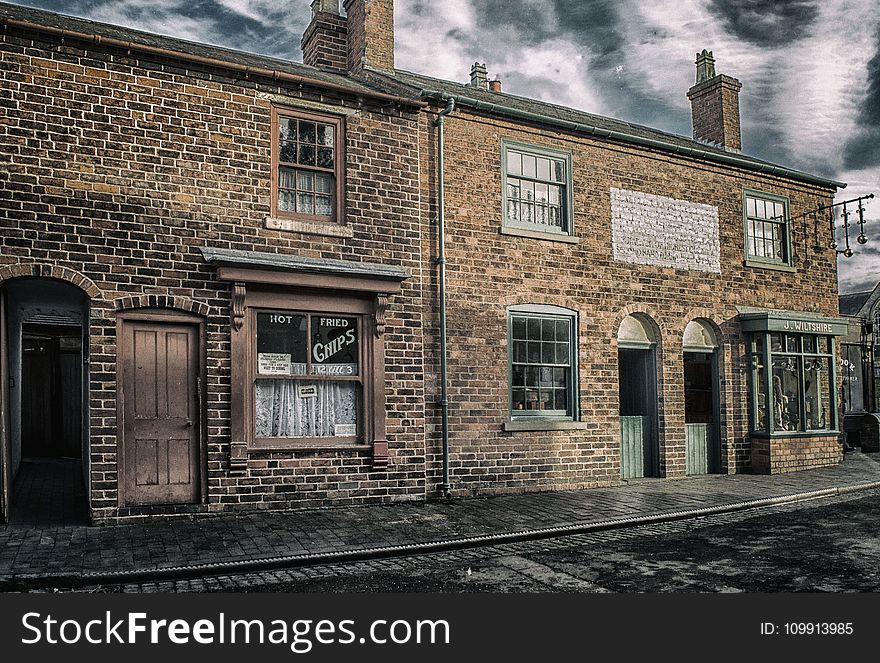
[[743, 190, 791, 268], [272, 107, 343, 223], [749, 332, 835, 433], [508, 305, 577, 418], [502, 141, 573, 236], [255, 312, 361, 440]]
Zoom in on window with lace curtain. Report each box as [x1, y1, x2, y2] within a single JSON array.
[[271, 107, 343, 223], [254, 310, 361, 441]]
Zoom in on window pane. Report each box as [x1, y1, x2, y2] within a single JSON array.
[[522, 201, 534, 224], [507, 182, 520, 201], [535, 205, 547, 226], [299, 121, 316, 144], [507, 150, 522, 176], [785, 334, 798, 353], [311, 315, 359, 375], [512, 365, 524, 386], [541, 342, 555, 364], [280, 142, 297, 163], [512, 317, 527, 340], [278, 190, 295, 211], [278, 167, 296, 190], [804, 357, 831, 430], [756, 199, 767, 219], [770, 333, 783, 352], [537, 157, 550, 181], [255, 379, 357, 438], [556, 319, 570, 342], [553, 161, 565, 182], [256, 312, 308, 375], [297, 170, 314, 191], [507, 199, 519, 223], [527, 318, 541, 340], [513, 338, 527, 363], [535, 182, 549, 203], [298, 144, 316, 166], [549, 186, 560, 205], [317, 147, 334, 169], [541, 318, 557, 341], [315, 195, 333, 216], [297, 192, 314, 214], [527, 342, 540, 363], [316, 173, 334, 194], [774, 202, 784, 219], [279, 118, 298, 142], [803, 335, 816, 353], [522, 154, 537, 178], [317, 123, 335, 146], [755, 357, 768, 432], [747, 197, 756, 218], [772, 356, 800, 431], [512, 389, 526, 411]]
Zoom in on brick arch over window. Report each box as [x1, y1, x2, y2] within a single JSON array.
[[678, 308, 726, 340], [114, 294, 210, 317], [611, 305, 664, 348], [0, 263, 101, 299]]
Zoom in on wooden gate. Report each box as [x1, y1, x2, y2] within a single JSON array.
[[685, 423, 710, 475], [119, 318, 201, 506], [620, 415, 650, 479]]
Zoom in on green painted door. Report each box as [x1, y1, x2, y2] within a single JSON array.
[[684, 351, 719, 474], [619, 348, 658, 478]]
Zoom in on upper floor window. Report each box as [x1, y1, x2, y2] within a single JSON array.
[[502, 141, 573, 236], [744, 190, 791, 268], [272, 107, 343, 223]]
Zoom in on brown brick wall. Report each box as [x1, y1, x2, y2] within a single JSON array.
[[418, 108, 840, 497], [751, 435, 843, 474], [687, 75, 742, 150], [344, 0, 394, 72], [301, 11, 349, 72], [0, 24, 426, 522]]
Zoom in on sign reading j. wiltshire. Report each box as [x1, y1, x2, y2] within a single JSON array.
[[611, 188, 721, 273]]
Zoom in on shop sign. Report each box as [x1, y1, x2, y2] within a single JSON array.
[[258, 353, 290, 375]]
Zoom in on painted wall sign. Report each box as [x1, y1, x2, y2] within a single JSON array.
[[741, 315, 849, 336], [257, 353, 291, 375], [610, 188, 721, 273]]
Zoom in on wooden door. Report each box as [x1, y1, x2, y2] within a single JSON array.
[[0, 290, 10, 522], [120, 320, 200, 506], [684, 351, 719, 475], [618, 348, 658, 478]]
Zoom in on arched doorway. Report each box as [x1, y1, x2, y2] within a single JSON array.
[[617, 314, 660, 479], [683, 319, 721, 474], [1, 278, 89, 525]]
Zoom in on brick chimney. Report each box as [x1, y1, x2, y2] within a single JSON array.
[[686, 50, 742, 151], [488, 77, 502, 93], [301, 0, 349, 72], [470, 62, 488, 88], [343, 0, 395, 72]]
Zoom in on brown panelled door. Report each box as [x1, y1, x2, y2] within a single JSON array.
[[121, 320, 200, 506]]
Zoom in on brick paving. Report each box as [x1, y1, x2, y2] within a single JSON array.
[[1, 451, 879, 588]]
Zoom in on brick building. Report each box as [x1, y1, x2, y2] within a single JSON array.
[[0, 0, 849, 525]]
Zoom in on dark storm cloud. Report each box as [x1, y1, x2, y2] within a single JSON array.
[[843, 29, 880, 170], [706, 0, 819, 47]]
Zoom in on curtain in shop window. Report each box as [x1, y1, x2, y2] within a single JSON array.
[[255, 380, 357, 438]]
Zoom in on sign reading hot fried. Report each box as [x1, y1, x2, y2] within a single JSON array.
[[311, 317, 359, 375]]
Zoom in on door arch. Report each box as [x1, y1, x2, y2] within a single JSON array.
[[617, 314, 660, 478]]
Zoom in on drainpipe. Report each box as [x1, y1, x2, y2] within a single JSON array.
[[434, 98, 455, 498]]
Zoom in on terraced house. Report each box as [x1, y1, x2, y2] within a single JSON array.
[[0, 0, 849, 525]]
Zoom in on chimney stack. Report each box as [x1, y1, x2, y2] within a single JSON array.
[[301, 0, 348, 72], [344, 0, 395, 72], [686, 49, 742, 152], [488, 77, 502, 93], [470, 62, 488, 88]]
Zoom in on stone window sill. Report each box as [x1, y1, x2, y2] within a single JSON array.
[[265, 217, 354, 238], [247, 441, 368, 453], [744, 258, 795, 273], [749, 431, 840, 439], [504, 419, 590, 432], [500, 226, 580, 244]]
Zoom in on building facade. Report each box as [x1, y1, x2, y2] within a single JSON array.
[[840, 284, 880, 451], [0, 0, 849, 525]]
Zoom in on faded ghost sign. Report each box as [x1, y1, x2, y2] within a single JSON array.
[[610, 188, 721, 273]]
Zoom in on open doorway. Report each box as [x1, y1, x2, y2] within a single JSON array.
[[1, 278, 89, 526], [617, 314, 660, 479]]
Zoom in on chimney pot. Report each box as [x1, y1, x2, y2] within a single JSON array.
[[695, 49, 716, 83], [488, 77, 502, 93], [470, 62, 488, 88]]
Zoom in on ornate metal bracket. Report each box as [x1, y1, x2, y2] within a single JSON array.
[[373, 293, 389, 338], [231, 282, 246, 331]]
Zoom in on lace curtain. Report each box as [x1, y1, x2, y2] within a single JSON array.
[[255, 380, 357, 438]]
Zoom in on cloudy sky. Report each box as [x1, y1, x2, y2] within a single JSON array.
[[8, 0, 880, 293]]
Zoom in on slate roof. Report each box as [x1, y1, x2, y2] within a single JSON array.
[[839, 290, 876, 317]]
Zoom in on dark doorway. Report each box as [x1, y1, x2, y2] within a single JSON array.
[[684, 351, 720, 474], [21, 326, 83, 459], [618, 348, 659, 478]]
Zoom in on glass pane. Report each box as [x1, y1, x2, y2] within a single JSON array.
[[280, 142, 297, 163], [297, 170, 314, 191], [537, 157, 550, 181], [315, 195, 333, 216], [521, 180, 535, 202], [299, 121, 316, 144], [535, 182, 549, 203], [278, 167, 296, 189], [525, 366, 539, 388], [554, 388, 567, 411], [316, 173, 334, 194], [803, 336, 816, 354], [541, 343, 555, 364], [535, 205, 547, 226], [512, 389, 526, 411], [527, 318, 541, 340], [785, 335, 798, 353], [770, 333, 783, 353], [549, 207, 560, 228], [555, 343, 570, 366], [278, 190, 295, 211], [541, 318, 557, 341], [512, 317, 527, 340], [553, 161, 564, 182], [317, 147, 334, 169], [527, 342, 540, 363], [512, 365, 525, 386], [756, 199, 767, 219], [522, 201, 533, 224], [513, 338, 526, 363], [772, 356, 801, 431], [549, 185, 560, 205], [507, 182, 520, 200], [256, 312, 308, 375], [755, 361, 768, 432], [507, 150, 522, 176], [507, 199, 519, 223], [311, 316, 359, 375], [804, 357, 831, 430], [753, 334, 764, 354], [255, 379, 357, 438], [297, 192, 314, 214], [522, 154, 536, 178], [538, 389, 553, 411], [317, 123, 335, 146], [553, 367, 567, 387], [279, 118, 297, 142], [298, 144, 316, 166], [774, 202, 784, 219], [556, 319, 570, 342], [747, 197, 756, 218]]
